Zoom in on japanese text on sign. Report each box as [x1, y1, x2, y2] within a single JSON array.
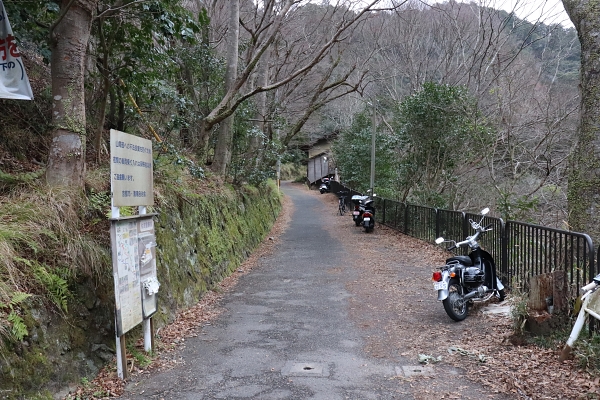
[[111, 219, 143, 336], [0, 0, 33, 100], [110, 129, 154, 207], [0, 34, 19, 61]]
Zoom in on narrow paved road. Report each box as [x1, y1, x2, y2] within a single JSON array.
[[120, 182, 510, 399]]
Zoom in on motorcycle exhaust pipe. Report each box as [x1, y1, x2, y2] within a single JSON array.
[[462, 286, 488, 301]]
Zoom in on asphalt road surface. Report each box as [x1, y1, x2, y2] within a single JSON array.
[[119, 182, 503, 399]]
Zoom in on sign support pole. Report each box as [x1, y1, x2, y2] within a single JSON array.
[[140, 205, 153, 353], [112, 204, 128, 380]]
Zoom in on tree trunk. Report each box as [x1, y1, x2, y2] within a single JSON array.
[[45, 0, 96, 187], [248, 52, 269, 163], [564, 0, 600, 241], [248, 4, 273, 163], [94, 17, 110, 163], [211, 0, 239, 175]]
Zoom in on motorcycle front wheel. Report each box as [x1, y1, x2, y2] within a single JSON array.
[[497, 289, 505, 302], [443, 280, 468, 321]]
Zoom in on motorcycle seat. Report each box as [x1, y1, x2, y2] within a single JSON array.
[[446, 256, 473, 266], [352, 195, 369, 204]]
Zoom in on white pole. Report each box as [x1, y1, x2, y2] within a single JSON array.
[[111, 203, 124, 379], [143, 319, 151, 352], [139, 206, 153, 353], [276, 160, 281, 191]]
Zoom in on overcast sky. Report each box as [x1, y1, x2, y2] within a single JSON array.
[[491, 0, 574, 28], [367, 0, 574, 28], [414, 0, 574, 28]]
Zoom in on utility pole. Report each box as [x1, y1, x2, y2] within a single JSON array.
[[370, 105, 376, 196], [276, 159, 281, 192]]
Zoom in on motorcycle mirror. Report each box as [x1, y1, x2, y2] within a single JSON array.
[[435, 237, 445, 244], [481, 207, 490, 215]]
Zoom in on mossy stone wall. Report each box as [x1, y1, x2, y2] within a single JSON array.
[[0, 183, 282, 399], [154, 184, 281, 323]]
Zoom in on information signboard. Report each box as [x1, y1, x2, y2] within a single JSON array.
[[110, 129, 154, 207], [138, 217, 158, 318], [111, 214, 158, 336], [111, 217, 143, 336]]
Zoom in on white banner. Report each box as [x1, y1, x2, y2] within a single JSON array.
[[0, 1, 33, 100]]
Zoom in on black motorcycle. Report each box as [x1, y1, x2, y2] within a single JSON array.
[[351, 194, 369, 226], [362, 198, 375, 233], [432, 208, 505, 321]]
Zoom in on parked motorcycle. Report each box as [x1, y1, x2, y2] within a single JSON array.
[[432, 207, 505, 321], [319, 177, 331, 194], [560, 273, 600, 361], [351, 194, 369, 226], [362, 197, 375, 233]]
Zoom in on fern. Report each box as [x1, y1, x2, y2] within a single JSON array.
[[0, 168, 45, 185], [0, 291, 31, 342], [33, 265, 69, 312], [88, 188, 110, 214], [6, 311, 28, 341], [0, 291, 31, 310], [15, 257, 70, 312]]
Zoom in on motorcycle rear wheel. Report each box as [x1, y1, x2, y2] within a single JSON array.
[[443, 281, 468, 321]]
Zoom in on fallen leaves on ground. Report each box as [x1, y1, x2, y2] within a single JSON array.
[[317, 188, 599, 400]]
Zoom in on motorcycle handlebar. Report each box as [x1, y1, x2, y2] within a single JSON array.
[[582, 281, 598, 292], [447, 223, 493, 250]]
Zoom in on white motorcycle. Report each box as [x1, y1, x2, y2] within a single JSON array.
[[433, 208, 505, 321]]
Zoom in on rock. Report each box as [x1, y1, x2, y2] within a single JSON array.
[[91, 343, 115, 362]]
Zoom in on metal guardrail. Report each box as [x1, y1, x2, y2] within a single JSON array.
[[504, 221, 594, 297], [342, 186, 596, 296]]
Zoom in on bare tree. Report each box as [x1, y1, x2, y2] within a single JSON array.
[[269, 2, 377, 149], [321, 0, 578, 222], [202, 0, 402, 172], [211, 0, 240, 174]]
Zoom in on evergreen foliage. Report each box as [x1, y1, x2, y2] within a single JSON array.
[[333, 83, 491, 208], [332, 108, 398, 198], [394, 83, 493, 208]]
